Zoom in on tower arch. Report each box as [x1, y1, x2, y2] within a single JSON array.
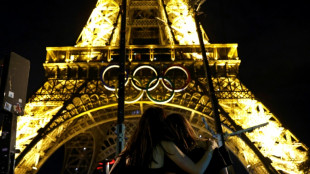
[[14, 0, 308, 173]]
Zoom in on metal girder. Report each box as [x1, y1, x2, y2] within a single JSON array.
[[14, 0, 309, 173], [15, 69, 308, 173]]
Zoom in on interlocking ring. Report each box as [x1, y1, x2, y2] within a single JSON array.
[[101, 64, 129, 91], [101, 64, 191, 104], [131, 65, 159, 91], [162, 65, 191, 92], [115, 77, 145, 104], [145, 77, 175, 104]]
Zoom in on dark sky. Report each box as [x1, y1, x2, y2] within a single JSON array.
[[204, 1, 310, 146], [1, 0, 309, 171], [202, 0, 310, 147]]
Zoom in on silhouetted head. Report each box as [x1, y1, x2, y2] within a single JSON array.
[[120, 106, 166, 168], [165, 113, 198, 152]]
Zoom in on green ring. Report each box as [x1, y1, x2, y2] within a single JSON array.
[[146, 76, 175, 103]]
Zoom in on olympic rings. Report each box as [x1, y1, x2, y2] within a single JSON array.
[[145, 77, 175, 104], [162, 65, 191, 92], [116, 77, 145, 104], [101, 64, 129, 91], [101, 64, 191, 104], [131, 65, 159, 91]]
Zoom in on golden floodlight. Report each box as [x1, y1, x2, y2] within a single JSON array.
[[14, 0, 308, 173]]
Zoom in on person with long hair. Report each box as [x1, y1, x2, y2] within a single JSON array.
[[164, 113, 228, 174], [110, 107, 217, 174]]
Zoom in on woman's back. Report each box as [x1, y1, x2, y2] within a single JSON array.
[[119, 107, 166, 168], [164, 147, 227, 174], [110, 109, 219, 174]]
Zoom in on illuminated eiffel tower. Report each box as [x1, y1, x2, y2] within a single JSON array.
[[14, 0, 308, 173]]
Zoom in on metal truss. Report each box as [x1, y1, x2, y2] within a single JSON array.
[[15, 64, 308, 173], [75, 0, 208, 46], [13, 0, 309, 173], [76, 0, 121, 46]]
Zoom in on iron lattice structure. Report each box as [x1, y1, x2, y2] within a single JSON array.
[[13, 0, 308, 173]]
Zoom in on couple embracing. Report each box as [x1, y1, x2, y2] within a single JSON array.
[[110, 107, 229, 174]]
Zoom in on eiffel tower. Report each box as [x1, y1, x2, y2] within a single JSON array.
[[13, 0, 308, 173]]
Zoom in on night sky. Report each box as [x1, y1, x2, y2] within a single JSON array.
[[1, 0, 309, 172]]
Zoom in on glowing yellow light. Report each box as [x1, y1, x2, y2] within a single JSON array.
[[14, 0, 308, 172], [165, 0, 209, 45], [69, 55, 75, 62], [76, 0, 120, 46], [191, 53, 203, 60], [220, 98, 308, 173]]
